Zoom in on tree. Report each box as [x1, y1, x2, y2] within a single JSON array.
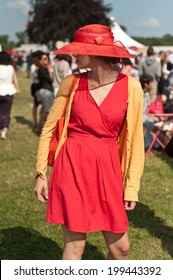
[[120, 25, 127, 33], [0, 35, 16, 50], [27, 0, 112, 45], [15, 31, 27, 46], [132, 34, 173, 46]]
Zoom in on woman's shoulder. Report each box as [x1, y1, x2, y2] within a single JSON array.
[[61, 73, 80, 85], [0, 64, 14, 71], [128, 75, 142, 91], [128, 75, 140, 84], [58, 73, 80, 95], [128, 76, 143, 103]]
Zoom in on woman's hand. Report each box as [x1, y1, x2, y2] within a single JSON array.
[[124, 201, 136, 211], [34, 176, 48, 203], [167, 85, 173, 92]]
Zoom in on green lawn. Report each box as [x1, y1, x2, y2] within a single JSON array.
[[0, 73, 172, 260]]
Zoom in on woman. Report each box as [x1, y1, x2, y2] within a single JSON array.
[[30, 50, 43, 133], [0, 51, 20, 140], [34, 24, 144, 260], [52, 54, 71, 97], [36, 52, 54, 133]]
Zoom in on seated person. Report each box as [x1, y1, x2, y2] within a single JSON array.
[[161, 65, 173, 113], [140, 74, 160, 149]]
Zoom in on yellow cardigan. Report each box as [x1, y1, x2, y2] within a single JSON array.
[[36, 74, 144, 202]]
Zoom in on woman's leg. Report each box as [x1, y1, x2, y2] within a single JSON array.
[[32, 103, 38, 130], [2, 95, 14, 129], [62, 225, 86, 260], [102, 231, 130, 260], [0, 95, 13, 139], [0, 96, 4, 130]]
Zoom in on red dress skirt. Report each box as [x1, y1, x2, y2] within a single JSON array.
[[47, 72, 129, 233]]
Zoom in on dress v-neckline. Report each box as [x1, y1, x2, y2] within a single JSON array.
[[87, 73, 120, 108]]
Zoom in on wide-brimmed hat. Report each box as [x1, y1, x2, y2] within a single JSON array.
[[54, 24, 134, 58]]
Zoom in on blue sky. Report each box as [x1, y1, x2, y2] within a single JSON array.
[[0, 0, 172, 41]]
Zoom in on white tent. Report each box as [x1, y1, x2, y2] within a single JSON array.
[[15, 43, 48, 54], [111, 19, 144, 49]]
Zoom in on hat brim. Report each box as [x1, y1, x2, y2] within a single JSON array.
[[54, 42, 135, 58]]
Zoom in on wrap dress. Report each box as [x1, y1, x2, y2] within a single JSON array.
[[46, 72, 129, 233]]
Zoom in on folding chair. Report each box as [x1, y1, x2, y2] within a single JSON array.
[[145, 114, 173, 158]]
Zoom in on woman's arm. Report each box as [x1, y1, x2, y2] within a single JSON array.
[[35, 74, 76, 180], [124, 79, 145, 202], [13, 70, 20, 93]]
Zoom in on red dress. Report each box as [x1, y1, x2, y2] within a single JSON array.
[[47, 72, 128, 233]]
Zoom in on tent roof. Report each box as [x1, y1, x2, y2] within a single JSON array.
[[111, 20, 144, 49]]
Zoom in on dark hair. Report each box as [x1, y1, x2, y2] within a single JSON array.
[[0, 51, 13, 65], [99, 56, 121, 64], [122, 58, 132, 66], [167, 62, 173, 71], [139, 74, 153, 89], [58, 54, 71, 61], [147, 46, 155, 56], [159, 50, 164, 56], [38, 52, 49, 60], [32, 50, 44, 58]]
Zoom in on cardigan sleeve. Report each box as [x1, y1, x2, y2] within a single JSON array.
[[36, 74, 76, 180], [124, 79, 145, 201]]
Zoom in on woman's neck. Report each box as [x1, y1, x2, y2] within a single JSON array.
[[88, 67, 118, 87]]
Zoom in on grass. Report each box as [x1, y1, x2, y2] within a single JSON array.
[[0, 72, 173, 260]]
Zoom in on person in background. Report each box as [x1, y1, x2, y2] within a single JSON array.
[[36, 52, 54, 133], [0, 51, 20, 140], [26, 50, 33, 78], [161, 63, 173, 113], [139, 46, 161, 95], [30, 50, 43, 133], [140, 74, 153, 117], [52, 54, 71, 97], [139, 74, 159, 149], [157, 51, 169, 95], [71, 55, 80, 74], [140, 74, 160, 150], [121, 58, 133, 76], [34, 24, 144, 260]]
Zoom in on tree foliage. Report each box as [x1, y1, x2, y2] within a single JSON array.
[[15, 31, 27, 46], [0, 35, 16, 50], [132, 34, 173, 46], [27, 0, 112, 45]]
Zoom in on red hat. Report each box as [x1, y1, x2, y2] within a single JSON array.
[[54, 24, 134, 58]]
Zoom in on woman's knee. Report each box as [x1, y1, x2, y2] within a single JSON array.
[[103, 231, 130, 259], [109, 239, 130, 258], [64, 239, 86, 257], [63, 240, 85, 260]]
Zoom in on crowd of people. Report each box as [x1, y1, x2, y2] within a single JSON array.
[[138, 47, 173, 150]]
